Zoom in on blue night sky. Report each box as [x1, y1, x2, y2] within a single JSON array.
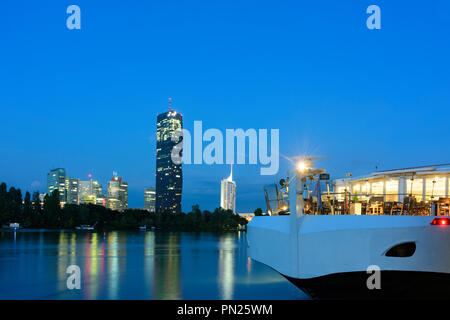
[[0, 1, 449, 212]]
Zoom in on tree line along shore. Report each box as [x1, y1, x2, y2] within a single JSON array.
[[0, 182, 249, 232]]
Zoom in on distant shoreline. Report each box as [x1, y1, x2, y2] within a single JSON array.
[[0, 227, 245, 233]]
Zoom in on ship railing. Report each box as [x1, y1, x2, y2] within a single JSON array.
[[306, 192, 450, 216]]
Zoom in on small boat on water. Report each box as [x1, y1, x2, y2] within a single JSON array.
[[5, 223, 20, 230], [75, 222, 97, 231], [140, 226, 156, 231], [75, 225, 94, 230], [247, 160, 450, 299]]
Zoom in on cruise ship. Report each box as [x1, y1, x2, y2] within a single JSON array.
[[247, 160, 450, 299]]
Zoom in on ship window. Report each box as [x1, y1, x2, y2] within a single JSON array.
[[385, 179, 399, 202], [425, 177, 446, 201], [371, 181, 384, 197], [385, 242, 416, 257], [407, 178, 423, 201], [335, 186, 347, 201]]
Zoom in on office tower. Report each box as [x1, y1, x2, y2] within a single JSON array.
[[65, 177, 79, 205], [107, 173, 128, 211], [107, 176, 121, 210], [47, 168, 66, 204], [79, 180, 91, 197], [144, 187, 156, 212], [79, 178, 103, 204], [220, 164, 236, 213], [96, 194, 107, 207], [119, 181, 128, 209], [156, 98, 183, 214], [79, 180, 96, 204], [92, 180, 103, 196]]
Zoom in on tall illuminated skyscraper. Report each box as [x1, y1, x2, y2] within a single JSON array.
[[144, 187, 156, 212], [79, 178, 103, 205], [220, 164, 236, 213], [47, 168, 66, 204], [156, 98, 183, 214], [65, 177, 79, 205], [119, 181, 128, 209], [107, 173, 128, 211], [92, 180, 103, 196]]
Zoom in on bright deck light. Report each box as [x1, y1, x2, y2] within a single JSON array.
[[297, 161, 307, 173]]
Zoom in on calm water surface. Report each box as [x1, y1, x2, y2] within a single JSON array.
[[0, 230, 307, 300]]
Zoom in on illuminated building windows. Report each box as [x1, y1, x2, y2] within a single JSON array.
[[371, 181, 384, 197], [361, 182, 369, 194], [144, 188, 156, 212], [220, 165, 236, 213], [385, 179, 399, 202], [407, 178, 423, 201], [425, 176, 446, 201], [156, 107, 183, 214], [335, 172, 450, 204], [335, 186, 347, 201], [448, 178, 450, 198], [47, 168, 67, 203]]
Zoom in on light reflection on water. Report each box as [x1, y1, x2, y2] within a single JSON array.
[[218, 233, 234, 299], [0, 230, 307, 300]]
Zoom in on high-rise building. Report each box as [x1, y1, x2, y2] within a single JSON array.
[[47, 168, 66, 204], [96, 194, 107, 207], [107, 174, 128, 211], [107, 176, 121, 210], [144, 187, 156, 212], [79, 180, 91, 198], [65, 177, 79, 205], [220, 165, 236, 213], [79, 178, 103, 204], [156, 99, 183, 214], [119, 181, 128, 209], [92, 180, 103, 196]]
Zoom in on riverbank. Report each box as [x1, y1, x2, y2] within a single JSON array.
[[1, 184, 248, 232]]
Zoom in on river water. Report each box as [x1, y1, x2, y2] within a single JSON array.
[[0, 230, 307, 300]]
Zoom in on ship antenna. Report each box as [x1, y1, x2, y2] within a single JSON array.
[[169, 97, 172, 111]]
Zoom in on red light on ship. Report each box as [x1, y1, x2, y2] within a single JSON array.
[[430, 218, 450, 226]]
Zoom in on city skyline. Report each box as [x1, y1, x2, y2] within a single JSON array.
[[42, 161, 241, 211], [46, 168, 128, 210], [1, 1, 449, 212]]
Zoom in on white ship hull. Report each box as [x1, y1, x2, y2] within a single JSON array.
[[247, 215, 450, 299]]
